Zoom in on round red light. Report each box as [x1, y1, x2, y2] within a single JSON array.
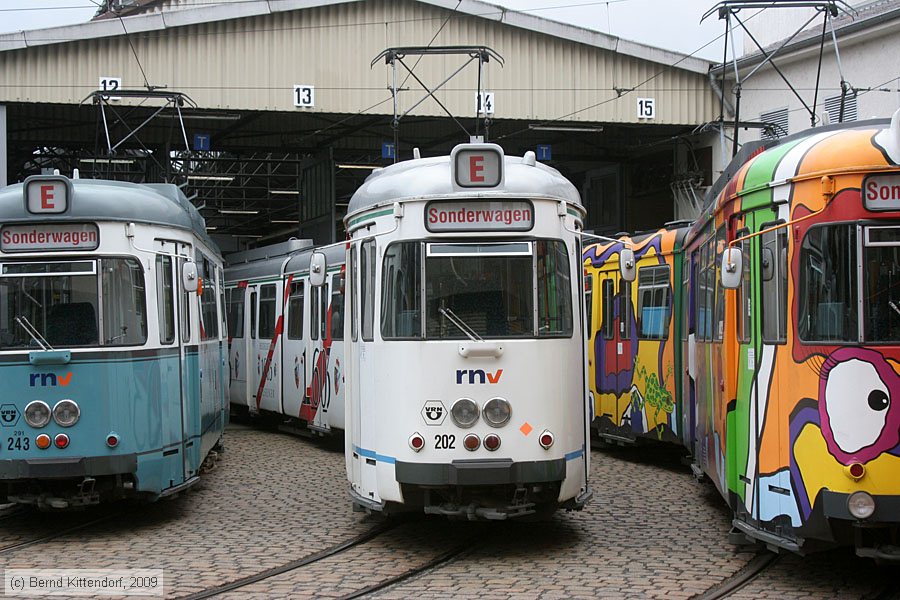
[[849, 463, 865, 478], [464, 434, 480, 451], [107, 435, 119, 448], [35, 434, 51, 450], [410, 435, 424, 450], [540, 433, 554, 449], [54, 433, 70, 449], [484, 434, 501, 451]]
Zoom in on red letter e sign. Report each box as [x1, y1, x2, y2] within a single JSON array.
[[26, 178, 68, 214], [453, 144, 503, 188]]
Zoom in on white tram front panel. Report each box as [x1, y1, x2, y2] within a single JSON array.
[[344, 144, 591, 518]]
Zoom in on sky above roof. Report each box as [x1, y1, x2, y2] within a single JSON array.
[[0, 0, 738, 62]]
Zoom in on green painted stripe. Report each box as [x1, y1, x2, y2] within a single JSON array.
[[348, 208, 393, 228], [737, 139, 802, 210]]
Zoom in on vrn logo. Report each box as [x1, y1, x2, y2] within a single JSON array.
[[29, 372, 73, 387], [456, 369, 503, 384]]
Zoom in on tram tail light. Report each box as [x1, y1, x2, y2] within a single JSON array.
[[539, 430, 555, 450], [35, 434, 51, 450], [463, 434, 480, 451], [484, 433, 501, 451], [54, 433, 70, 449], [409, 433, 425, 452], [106, 433, 120, 448], [846, 462, 866, 481]]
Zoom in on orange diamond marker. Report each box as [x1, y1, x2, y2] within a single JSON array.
[[519, 422, 533, 436]]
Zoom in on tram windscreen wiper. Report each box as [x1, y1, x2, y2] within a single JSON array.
[[439, 307, 483, 342], [14, 315, 53, 351]]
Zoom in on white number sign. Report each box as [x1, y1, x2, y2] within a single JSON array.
[[99, 76, 122, 101], [637, 97, 655, 119], [477, 92, 495, 116], [293, 85, 315, 108]]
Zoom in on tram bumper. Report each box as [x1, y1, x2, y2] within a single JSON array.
[[394, 457, 565, 486], [0, 454, 137, 479], [821, 490, 900, 563]]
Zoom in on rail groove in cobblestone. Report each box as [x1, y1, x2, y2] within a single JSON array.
[[689, 552, 780, 600], [0, 512, 121, 555], [176, 521, 401, 600]]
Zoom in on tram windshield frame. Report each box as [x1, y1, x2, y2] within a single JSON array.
[[380, 238, 574, 341], [0, 256, 148, 350], [798, 223, 900, 344]]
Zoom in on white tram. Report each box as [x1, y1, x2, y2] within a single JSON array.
[[224, 240, 346, 435], [341, 143, 592, 518]]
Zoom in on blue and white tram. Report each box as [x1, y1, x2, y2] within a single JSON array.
[[224, 240, 346, 435], [0, 175, 227, 508], [341, 143, 592, 519]]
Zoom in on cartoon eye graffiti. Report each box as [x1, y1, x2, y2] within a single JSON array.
[[824, 358, 890, 454]]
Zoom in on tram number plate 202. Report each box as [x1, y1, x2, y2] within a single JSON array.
[[434, 434, 455, 450], [6, 434, 30, 452]]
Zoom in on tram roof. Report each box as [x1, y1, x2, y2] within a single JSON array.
[[224, 240, 346, 282], [0, 177, 218, 254], [346, 150, 582, 217]]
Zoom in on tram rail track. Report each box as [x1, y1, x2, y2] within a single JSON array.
[[0, 512, 121, 556], [689, 552, 780, 600], [177, 519, 480, 600]]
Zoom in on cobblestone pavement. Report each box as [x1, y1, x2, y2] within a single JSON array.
[[0, 425, 897, 599]]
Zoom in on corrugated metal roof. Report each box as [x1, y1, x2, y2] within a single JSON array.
[[0, 0, 716, 125]]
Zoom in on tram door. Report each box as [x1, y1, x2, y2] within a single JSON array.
[[176, 244, 195, 482], [247, 286, 260, 412], [595, 269, 633, 435], [227, 285, 249, 410]]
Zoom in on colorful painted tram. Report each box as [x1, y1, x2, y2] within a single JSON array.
[[585, 110, 900, 561]]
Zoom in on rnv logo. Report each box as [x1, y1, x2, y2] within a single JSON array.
[[456, 369, 503, 384], [29, 372, 73, 387]]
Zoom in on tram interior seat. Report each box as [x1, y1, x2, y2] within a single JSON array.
[[46, 302, 98, 346]]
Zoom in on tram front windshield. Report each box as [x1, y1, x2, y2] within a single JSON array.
[[380, 240, 573, 340], [0, 258, 147, 349]]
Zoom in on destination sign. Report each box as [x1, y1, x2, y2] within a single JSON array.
[[1, 223, 100, 253], [425, 200, 534, 232], [25, 178, 68, 214], [864, 174, 900, 210], [452, 144, 503, 188]]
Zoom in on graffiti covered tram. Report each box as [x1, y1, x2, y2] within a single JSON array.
[[585, 111, 900, 561], [341, 143, 593, 519], [224, 240, 346, 436], [0, 175, 227, 508]]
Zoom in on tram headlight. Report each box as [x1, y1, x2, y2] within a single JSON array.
[[450, 398, 479, 428], [482, 397, 511, 427], [847, 491, 876, 520], [24, 401, 52, 428], [52, 400, 80, 428]]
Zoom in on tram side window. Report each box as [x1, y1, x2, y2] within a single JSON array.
[[198, 256, 219, 341], [320, 282, 328, 341], [101, 258, 148, 346], [258, 284, 277, 339], [249, 291, 257, 340], [761, 227, 788, 343], [361, 239, 376, 342], [681, 257, 689, 342], [584, 271, 593, 340], [536, 241, 573, 337], [799, 224, 857, 342], [179, 258, 190, 343], [637, 265, 670, 339], [350, 246, 358, 342], [696, 246, 708, 341], [287, 281, 304, 340], [601, 278, 615, 340], [330, 274, 344, 341], [311, 286, 319, 341], [864, 229, 900, 342], [714, 229, 726, 342], [156, 255, 176, 344], [736, 233, 751, 343], [227, 288, 245, 339], [381, 241, 423, 339]]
